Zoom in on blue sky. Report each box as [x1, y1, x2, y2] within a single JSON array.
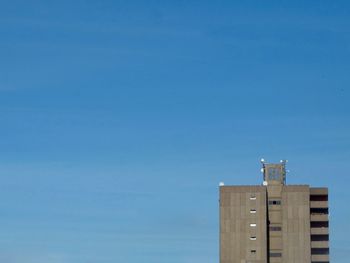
[[0, 0, 349, 262]]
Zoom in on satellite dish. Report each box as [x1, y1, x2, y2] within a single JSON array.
[[263, 181, 268, 186], [219, 182, 225, 186]]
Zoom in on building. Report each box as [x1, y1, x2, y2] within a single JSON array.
[[219, 160, 329, 263]]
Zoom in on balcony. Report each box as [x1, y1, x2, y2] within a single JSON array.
[[311, 214, 328, 221], [311, 254, 329, 262], [311, 241, 329, 248], [310, 188, 328, 195], [311, 228, 329, 235], [310, 200, 328, 208]]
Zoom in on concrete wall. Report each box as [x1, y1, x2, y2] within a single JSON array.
[[281, 185, 311, 263], [220, 186, 267, 263]]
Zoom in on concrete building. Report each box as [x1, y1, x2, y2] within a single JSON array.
[[219, 160, 329, 263]]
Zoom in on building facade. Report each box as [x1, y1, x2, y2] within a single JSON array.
[[219, 160, 329, 263]]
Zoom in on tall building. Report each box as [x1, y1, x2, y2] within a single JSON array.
[[219, 160, 329, 263]]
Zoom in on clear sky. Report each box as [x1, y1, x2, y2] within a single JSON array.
[[0, 1, 349, 262]]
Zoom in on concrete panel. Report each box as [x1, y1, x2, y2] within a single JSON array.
[[310, 188, 328, 195], [269, 237, 283, 250], [311, 214, 328, 221], [310, 200, 328, 208], [282, 186, 311, 263], [311, 241, 329, 248], [311, 254, 330, 261], [220, 186, 267, 263], [311, 227, 329, 235]]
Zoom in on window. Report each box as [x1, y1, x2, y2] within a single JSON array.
[[310, 195, 328, 201], [250, 209, 256, 214], [250, 223, 257, 227], [250, 249, 256, 254], [250, 236, 257, 240], [268, 200, 281, 205], [270, 252, 282, 257], [311, 248, 329, 255], [311, 221, 328, 228], [311, 235, 329, 241], [269, 226, 282, 231], [250, 194, 256, 200], [267, 168, 282, 180]]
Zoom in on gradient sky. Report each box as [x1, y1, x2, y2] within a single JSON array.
[[0, 1, 350, 262]]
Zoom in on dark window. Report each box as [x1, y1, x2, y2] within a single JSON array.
[[310, 208, 329, 214], [269, 226, 282, 231], [268, 200, 281, 205], [311, 235, 329, 241], [311, 248, 329, 255], [311, 221, 328, 228], [310, 195, 328, 201], [270, 252, 282, 257], [251, 249, 256, 254]]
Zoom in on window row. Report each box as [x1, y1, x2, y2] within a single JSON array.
[[311, 221, 328, 228], [268, 200, 281, 205], [311, 234, 329, 241], [269, 226, 281, 231], [270, 252, 282, 257], [311, 248, 329, 255]]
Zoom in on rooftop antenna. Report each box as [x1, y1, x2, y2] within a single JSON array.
[[281, 159, 288, 184], [260, 158, 267, 185]]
